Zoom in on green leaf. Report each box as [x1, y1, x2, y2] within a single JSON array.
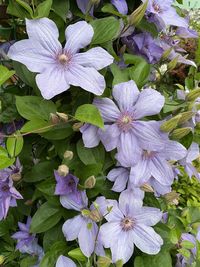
[[101, 3, 124, 17], [34, 0, 53, 18], [75, 104, 104, 128], [110, 63, 130, 86], [20, 119, 52, 133], [7, 0, 32, 18], [181, 240, 195, 249], [128, 60, 151, 88], [68, 248, 87, 262], [15, 96, 56, 121], [0, 66, 15, 86], [40, 124, 73, 140], [6, 131, 24, 158], [90, 16, 120, 45], [0, 146, 15, 170], [20, 256, 38, 267], [43, 223, 65, 251], [30, 202, 62, 233], [36, 179, 56, 196], [52, 0, 69, 21], [16, 0, 33, 17]]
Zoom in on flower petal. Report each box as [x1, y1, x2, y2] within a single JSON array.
[[100, 222, 122, 247], [99, 124, 121, 151], [74, 47, 113, 70], [134, 207, 162, 226], [111, 0, 128, 15], [112, 80, 140, 111], [186, 142, 200, 163], [60, 190, 88, 211], [36, 67, 70, 99], [107, 167, 129, 192], [133, 89, 165, 119], [159, 140, 187, 161], [65, 21, 94, 54], [94, 98, 120, 122], [68, 65, 105, 95], [161, 8, 188, 28], [132, 224, 163, 254], [56, 255, 76, 267], [62, 215, 83, 241], [80, 124, 100, 148], [129, 158, 151, 186]]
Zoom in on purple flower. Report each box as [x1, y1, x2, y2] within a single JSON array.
[[143, 0, 188, 29], [12, 217, 44, 264], [0, 176, 22, 220], [179, 142, 200, 180], [54, 171, 79, 196], [80, 124, 101, 148], [123, 32, 163, 64], [8, 18, 113, 99], [83, 80, 165, 164], [0, 41, 15, 59], [61, 191, 105, 257], [100, 190, 163, 263], [56, 256, 76, 267], [176, 27, 198, 39], [111, 0, 128, 15]]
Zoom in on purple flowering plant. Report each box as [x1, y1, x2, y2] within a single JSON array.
[[1, 0, 200, 266]]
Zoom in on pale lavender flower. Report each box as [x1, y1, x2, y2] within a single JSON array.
[[80, 124, 101, 148], [111, 0, 128, 15], [87, 80, 165, 164], [12, 217, 44, 266], [143, 0, 188, 29], [0, 176, 22, 220], [54, 171, 78, 196], [179, 142, 200, 180], [100, 189, 163, 263], [56, 255, 76, 267], [61, 191, 105, 257], [176, 27, 198, 39], [8, 18, 113, 99], [123, 32, 163, 64]]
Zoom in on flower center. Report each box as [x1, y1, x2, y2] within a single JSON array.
[[68, 178, 75, 187], [1, 184, 9, 192], [120, 216, 135, 231], [153, 2, 161, 13], [58, 54, 70, 64], [117, 112, 134, 132], [143, 150, 156, 159]]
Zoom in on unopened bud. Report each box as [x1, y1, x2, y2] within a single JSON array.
[[140, 183, 154, 193], [11, 173, 22, 181], [168, 56, 179, 71], [162, 47, 173, 60], [57, 164, 69, 176], [160, 115, 182, 132], [97, 256, 112, 267], [25, 199, 33, 206], [186, 88, 200, 101], [84, 175, 96, 189], [56, 112, 68, 122], [128, 0, 148, 26], [89, 209, 102, 222], [50, 113, 60, 124], [0, 255, 4, 264], [63, 150, 74, 160], [73, 122, 83, 131], [164, 191, 180, 205], [178, 111, 195, 124], [171, 127, 192, 139]]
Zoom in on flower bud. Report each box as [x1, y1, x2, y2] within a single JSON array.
[[84, 175, 96, 189], [171, 127, 192, 139], [89, 209, 102, 222], [164, 191, 180, 205], [168, 56, 179, 71], [50, 113, 60, 124], [63, 150, 74, 160], [56, 112, 68, 122], [57, 164, 69, 176], [90, 0, 100, 4], [11, 172, 22, 182], [25, 199, 33, 206], [178, 111, 195, 124], [73, 122, 83, 131], [162, 47, 173, 60], [186, 88, 200, 101], [160, 115, 182, 132], [128, 0, 148, 26], [97, 256, 112, 267], [0, 255, 4, 264], [140, 183, 154, 193]]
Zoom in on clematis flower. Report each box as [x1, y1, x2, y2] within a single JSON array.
[[12, 217, 44, 266], [56, 255, 76, 267], [82, 80, 165, 163], [142, 0, 188, 29], [61, 190, 105, 257], [8, 18, 113, 99], [100, 189, 163, 263], [0, 176, 23, 220], [54, 171, 79, 196], [176, 27, 198, 39]]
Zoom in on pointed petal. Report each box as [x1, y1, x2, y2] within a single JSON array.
[[76, 0, 90, 14], [36, 67, 70, 99], [56, 255, 76, 267], [132, 224, 163, 254], [134, 207, 162, 226], [99, 124, 121, 151], [187, 142, 200, 163], [133, 89, 165, 119], [111, 0, 128, 15], [112, 80, 139, 111], [159, 140, 187, 161], [93, 98, 120, 122], [74, 47, 113, 70], [107, 167, 129, 192], [68, 65, 105, 95], [129, 158, 151, 186], [149, 177, 172, 195], [119, 189, 143, 216], [62, 215, 83, 241], [100, 222, 122, 247], [65, 21, 94, 54], [80, 124, 100, 148], [105, 200, 124, 222], [60, 190, 88, 211], [161, 9, 188, 28]]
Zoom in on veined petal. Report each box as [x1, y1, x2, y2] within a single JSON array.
[[107, 167, 129, 192], [94, 98, 120, 122], [65, 21, 94, 54], [111, 0, 128, 15], [132, 224, 163, 254], [60, 190, 88, 211], [186, 142, 200, 163], [161, 8, 188, 28], [62, 215, 83, 241], [149, 178, 171, 195], [129, 158, 150, 186], [159, 140, 187, 161], [76, 0, 90, 14], [74, 47, 113, 70], [8, 40, 56, 73], [26, 18, 62, 55], [36, 67, 70, 99], [68, 65, 105, 95], [100, 222, 122, 247], [99, 124, 121, 151], [112, 80, 140, 111], [56, 255, 76, 267], [133, 89, 165, 119], [134, 207, 162, 226], [80, 124, 100, 148], [105, 200, 124, 222]]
